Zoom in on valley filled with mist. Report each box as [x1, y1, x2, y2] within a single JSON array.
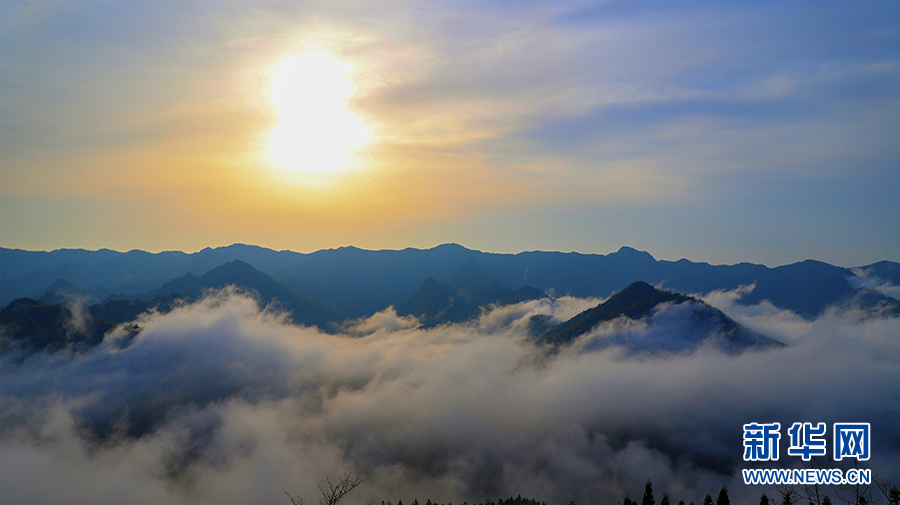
[[2, 244, 898, 505]]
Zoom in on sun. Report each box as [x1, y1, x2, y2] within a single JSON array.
[[266, 53, 370, 179]]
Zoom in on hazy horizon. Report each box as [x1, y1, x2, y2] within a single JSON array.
[[2, 2, 898, 266], [3, 241, 897, 271]]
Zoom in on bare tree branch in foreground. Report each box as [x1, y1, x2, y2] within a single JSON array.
[[286, 472, 364, 505]]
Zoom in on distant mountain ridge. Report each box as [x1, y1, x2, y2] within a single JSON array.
[[3, 243, 898, 319], [2, 278, 783, 358]]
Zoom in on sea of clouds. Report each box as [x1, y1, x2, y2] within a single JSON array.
[[2, 287, 898, 505]]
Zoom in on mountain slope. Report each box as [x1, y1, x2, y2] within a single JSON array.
[[540, 281, 784, 354], [3, 244, 897, 319], [396, 260, 547, 326], [1, 298, 113, 354], [144, 260, 340, 329], [541, 281, 691, 345]]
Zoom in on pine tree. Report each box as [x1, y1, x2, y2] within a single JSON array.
[[702, 495, 713, 505], [716, 486, 730, 505], [660, 493, 670, 505], [642, 480, 656, 505], [759, 494, 769, 505], [822, 497, 832, 505]]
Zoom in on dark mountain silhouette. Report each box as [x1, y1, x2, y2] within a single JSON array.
[[279, 243, 477, 319], [277, 246, 893, 318], [87, 295, 185, 325], [1, 247, 122, 278], [1, 249, 190, 305], [736, 260, 854, 316], [856, 260, 900, 284], [396, 260, 547, 326], [0, 262, 339, 356], [504, 285, 548, 305], [541, 281, 690, 345], [149, 272, 200, 298], [0, 245, 306, 306], [448, 258, 498, 294], [36, 278, 109, 306], [395, 278, 459, 324], [1, 298, 113, 354], [177, 243, 307, 279], [141, 260, 340, 330], [833, 288, 900, 317], [3, 244, 897, 319], [540, 281, 784, 354]]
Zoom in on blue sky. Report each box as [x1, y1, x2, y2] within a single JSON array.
[[1, 1, 897, 266]]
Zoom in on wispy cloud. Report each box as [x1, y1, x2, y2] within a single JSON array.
[[3, 289, 897, 504]]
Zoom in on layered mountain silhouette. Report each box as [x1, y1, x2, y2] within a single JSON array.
[[36, 279, 105, 306], [135, 259, 341, 329], [855, 260, 899, 283], [396, 259, 547, 326], [2, 276, 784, 357], [540, 281, 694, 345], [87, 296, 183, 325], [3, 243, 898, 320], [540, 281, 784, 354], [2, 260, 342, 355]]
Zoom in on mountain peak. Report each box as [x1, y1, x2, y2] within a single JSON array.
[[597, 281, 691, 319], [433, 243, 471, 252], [221, 243, 268, 252], [211, 258, 256, 272], [618, 280, 656, 296], [198, 260, 272, 288], [541, 282, 693, 345], [42, 278, 82, 293], [154, 259, 339, 329], [539, 281, 783, 353], [614, 246, 656, 261]]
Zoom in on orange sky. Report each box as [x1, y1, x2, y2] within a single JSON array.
[[2, 2, 898, 266]]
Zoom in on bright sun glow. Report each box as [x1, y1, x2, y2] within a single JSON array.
[[267, 53, 370, 179]]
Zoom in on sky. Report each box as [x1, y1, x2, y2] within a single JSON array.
[[1, 1, 898, 267]]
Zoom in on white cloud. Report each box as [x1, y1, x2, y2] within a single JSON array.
[[847, 269, 900, 300], [2, 290, 898, 505]]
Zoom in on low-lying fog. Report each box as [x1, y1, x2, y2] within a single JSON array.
[[2, 287, 898, 505]]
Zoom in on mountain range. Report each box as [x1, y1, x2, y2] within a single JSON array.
[[396, 259, 548, 326], [3, 243, 898, 320], [2, 264, 782, 357], [2, 243, 897, 359]]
